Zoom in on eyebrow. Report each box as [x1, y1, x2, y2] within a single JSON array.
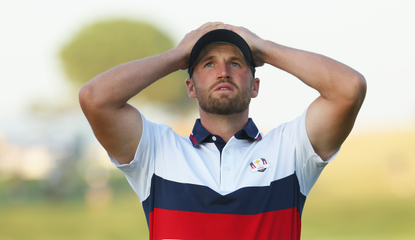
[[228, 55, 246, 63], [198, 55, 216, 63]]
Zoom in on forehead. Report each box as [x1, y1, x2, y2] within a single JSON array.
[[197, 43, 245, 62]]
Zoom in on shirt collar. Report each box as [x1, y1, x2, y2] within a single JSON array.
[[189, 118, 262, 146]]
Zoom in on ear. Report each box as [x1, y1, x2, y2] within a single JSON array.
[[251, 78, 260, 98], [185, 78, 197, 99]]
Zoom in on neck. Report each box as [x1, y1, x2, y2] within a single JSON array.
[[198, 109, 249, 142]]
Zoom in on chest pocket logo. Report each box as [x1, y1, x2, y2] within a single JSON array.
[[250, 158, 270, 173]]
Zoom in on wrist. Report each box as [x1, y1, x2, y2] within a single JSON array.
[[254, 40, 272, 65], [169, 47, 190, 70]]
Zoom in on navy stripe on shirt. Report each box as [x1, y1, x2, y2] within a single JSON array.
[[142, 173, 306, 226]]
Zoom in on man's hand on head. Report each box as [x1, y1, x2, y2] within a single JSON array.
[[175, 22, 227, 70], [223, 24, 267, 67]]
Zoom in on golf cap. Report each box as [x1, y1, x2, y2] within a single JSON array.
[[188, 29, 256, 78]]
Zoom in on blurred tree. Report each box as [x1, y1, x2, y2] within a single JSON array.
[[60, 19, 194, 113]]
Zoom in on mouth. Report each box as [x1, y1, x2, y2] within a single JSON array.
[[214, 83, 234, 92]]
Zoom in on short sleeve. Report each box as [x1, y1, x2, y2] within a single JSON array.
[[282, 109, 339, 196], [108, 113, 169, 202]]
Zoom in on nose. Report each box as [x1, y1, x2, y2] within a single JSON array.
[[216, 62, 230, 80]]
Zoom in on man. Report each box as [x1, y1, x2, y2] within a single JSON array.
[[79, 22, 366, 239]]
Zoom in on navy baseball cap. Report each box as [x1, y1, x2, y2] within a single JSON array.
[[188, 29, 256, 78]]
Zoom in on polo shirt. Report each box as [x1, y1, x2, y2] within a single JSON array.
[[110, 110, 337, 240]]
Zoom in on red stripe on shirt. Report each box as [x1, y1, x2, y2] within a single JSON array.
[[149, 207, 301, 240]]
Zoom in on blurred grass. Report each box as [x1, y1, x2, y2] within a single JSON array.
[[0, 192, 149, 240], [302, 127, 415, 239], [1, 128, 414, 239], [302, 196, 415, 239]]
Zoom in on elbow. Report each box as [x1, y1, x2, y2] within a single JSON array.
[[352, 73, 367, 106], [339, 72, 367, 107], [79, 80, 125, 115], [78, 83, 104, 114], [79, 84, 92, 110], [330, 72, 367, 110]]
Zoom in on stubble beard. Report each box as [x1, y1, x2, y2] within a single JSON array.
[[195, 80, 252, 115]]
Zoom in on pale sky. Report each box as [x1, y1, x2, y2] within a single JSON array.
[[1, 0, 415, 135]]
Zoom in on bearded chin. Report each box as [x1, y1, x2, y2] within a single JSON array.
[[198, 94, 251, 115]]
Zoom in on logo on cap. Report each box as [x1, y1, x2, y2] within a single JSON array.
[[249, 158, 270, 172]]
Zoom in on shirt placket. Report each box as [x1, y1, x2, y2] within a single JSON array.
[[220, 142, 234, 191]]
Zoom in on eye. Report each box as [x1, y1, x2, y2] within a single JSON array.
[[205, 62, 213, 67], [231, 62, 240, 67]]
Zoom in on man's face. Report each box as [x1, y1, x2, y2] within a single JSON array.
[[186, 43, 259, 115]]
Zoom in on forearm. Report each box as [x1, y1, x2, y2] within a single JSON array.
[[261, 40, 366, 102], [262, 41, 366, 159], [79, 47, 187, 109]]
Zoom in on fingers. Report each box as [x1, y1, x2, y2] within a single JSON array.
[[184, 22, 227, 48], [196, 22, 227, 35], [175, 22, 226, 70], [222, 24, 266, 67], [199, 22, 224, 29], [222, 23, 238, 30], [177, 22, 263, 69], [223, 23, 247, 33]]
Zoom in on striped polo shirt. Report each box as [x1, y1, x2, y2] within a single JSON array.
[[110, 110, 336, 240]]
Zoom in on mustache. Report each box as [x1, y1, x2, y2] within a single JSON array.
[[209, 79, 238, 91]]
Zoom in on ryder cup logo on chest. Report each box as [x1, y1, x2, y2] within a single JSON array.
[[249, 158, 270, 172]]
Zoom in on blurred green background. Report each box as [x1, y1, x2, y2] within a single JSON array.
[[1, 1, 415, 239]]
